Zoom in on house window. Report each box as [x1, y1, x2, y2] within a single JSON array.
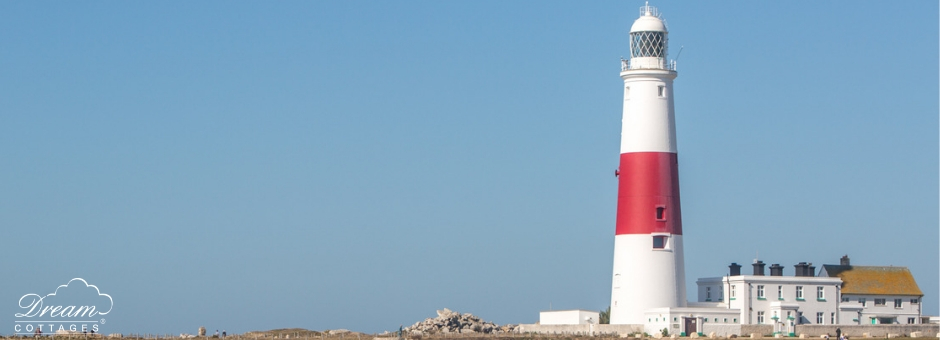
[[778, 286, 783, 300], [757, 311, 765, 324], [842, 297, 849, 302], [796, 286, 804, 300], [911, 298, 919, 304], [731, 285, 736, 299], [706, 287, 712, 301], [831, 313, 835, 324], [859, 298, 866, 307], [723, 318, 728, 323], [817, 286, 825, 300], [908, 318, 916, 324], [817, 312, 824, 324], [757, 285, 765, 299], [874, 298, 886, 306], [894, 299, 902, 308], [652, 235, 667, 249], [658, 85, 666, 97], [719, 286, 724, 300], [797, 312, 803, 325]]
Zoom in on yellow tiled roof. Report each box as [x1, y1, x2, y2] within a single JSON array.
[[822, 265, 923, 296]]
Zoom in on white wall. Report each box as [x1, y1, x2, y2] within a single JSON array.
[[539, 310, 600, 325], [841, 295, 923, 324]]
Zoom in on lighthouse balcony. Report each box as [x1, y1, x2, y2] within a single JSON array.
[[621, 58, 677, 71]]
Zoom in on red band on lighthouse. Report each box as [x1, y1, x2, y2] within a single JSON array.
[[615, 152, 682, 235]]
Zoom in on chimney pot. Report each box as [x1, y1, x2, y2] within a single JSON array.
[[752, 260, 766, 276], [729, 263, 742, 276]]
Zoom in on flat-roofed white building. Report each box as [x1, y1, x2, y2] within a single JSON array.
[[697, 261, 842, 336], [539, 310, 600, 325]]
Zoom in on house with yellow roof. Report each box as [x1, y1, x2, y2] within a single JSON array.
[[820, 255, 924, 325]]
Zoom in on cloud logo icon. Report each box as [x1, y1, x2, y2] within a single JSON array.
[[16, 278, 113, 318]]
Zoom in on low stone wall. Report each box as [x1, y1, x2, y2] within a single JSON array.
[[793, 325, 939, 337], [515, 324, 644, 335], [740, 325, 774, 337], [702, 324, 742, 337]]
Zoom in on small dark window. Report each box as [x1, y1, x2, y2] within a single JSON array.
[[653, 235, 667, 249], [655, 206, 666, 220], [658, 85, 666, 97]]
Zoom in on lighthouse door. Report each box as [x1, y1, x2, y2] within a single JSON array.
[[684, 318, 697, 335]]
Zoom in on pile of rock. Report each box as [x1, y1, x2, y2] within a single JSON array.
[[404, 308, 516, 335]]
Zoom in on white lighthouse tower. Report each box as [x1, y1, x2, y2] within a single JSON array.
[[609, 3, 686, 325]]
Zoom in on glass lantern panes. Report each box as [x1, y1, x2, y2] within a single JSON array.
[[630, 31, 667, 58]]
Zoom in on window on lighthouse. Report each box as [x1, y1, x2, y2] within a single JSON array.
[[653, 235, 667, 249], [655, 206, 666, 221], [658, 85, 666, 97]]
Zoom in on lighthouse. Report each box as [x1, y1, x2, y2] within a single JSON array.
[[609, 3, 686, 325]]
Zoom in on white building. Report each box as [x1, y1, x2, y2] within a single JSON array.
[[821, 256, 924, 325], [692, 256, 926, 335], [539, 310, 600, 325], [697, 261, 842, 336]]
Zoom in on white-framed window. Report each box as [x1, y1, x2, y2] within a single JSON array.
[[859, 298, 866, 307], [817, 312, 824, 324], [894, 299, 902, 308], [817, 286, 825, 300], [757, 311, 765, 324], [658, 85, 666, 97], [797, 312, 803, 325], [757, 285, 765, 299], [874, 298, 886, 306], [796, 286, 804, 300], [908, 317, 916, 324], [652, 235, 668, 249], [842, 297, 849, 302], [911, 298, 919, 304], [831, 312, 835, 324], [731, 285, 736, 299], [778, 286, 783, 300], [706, 287, 712, 301]]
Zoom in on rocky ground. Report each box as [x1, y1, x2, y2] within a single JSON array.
[[403, 309, 516, 335]]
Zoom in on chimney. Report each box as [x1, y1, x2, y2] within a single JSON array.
[[752, 260, 766, 276], [794, 262, 808, 277], [769, 264, 784, 276], [729, 263, 742, 276], [808, 264, 816, 277], [840, 255, 850, 266]]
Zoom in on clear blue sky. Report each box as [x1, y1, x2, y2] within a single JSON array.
[[1, 1, 937, 335]]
